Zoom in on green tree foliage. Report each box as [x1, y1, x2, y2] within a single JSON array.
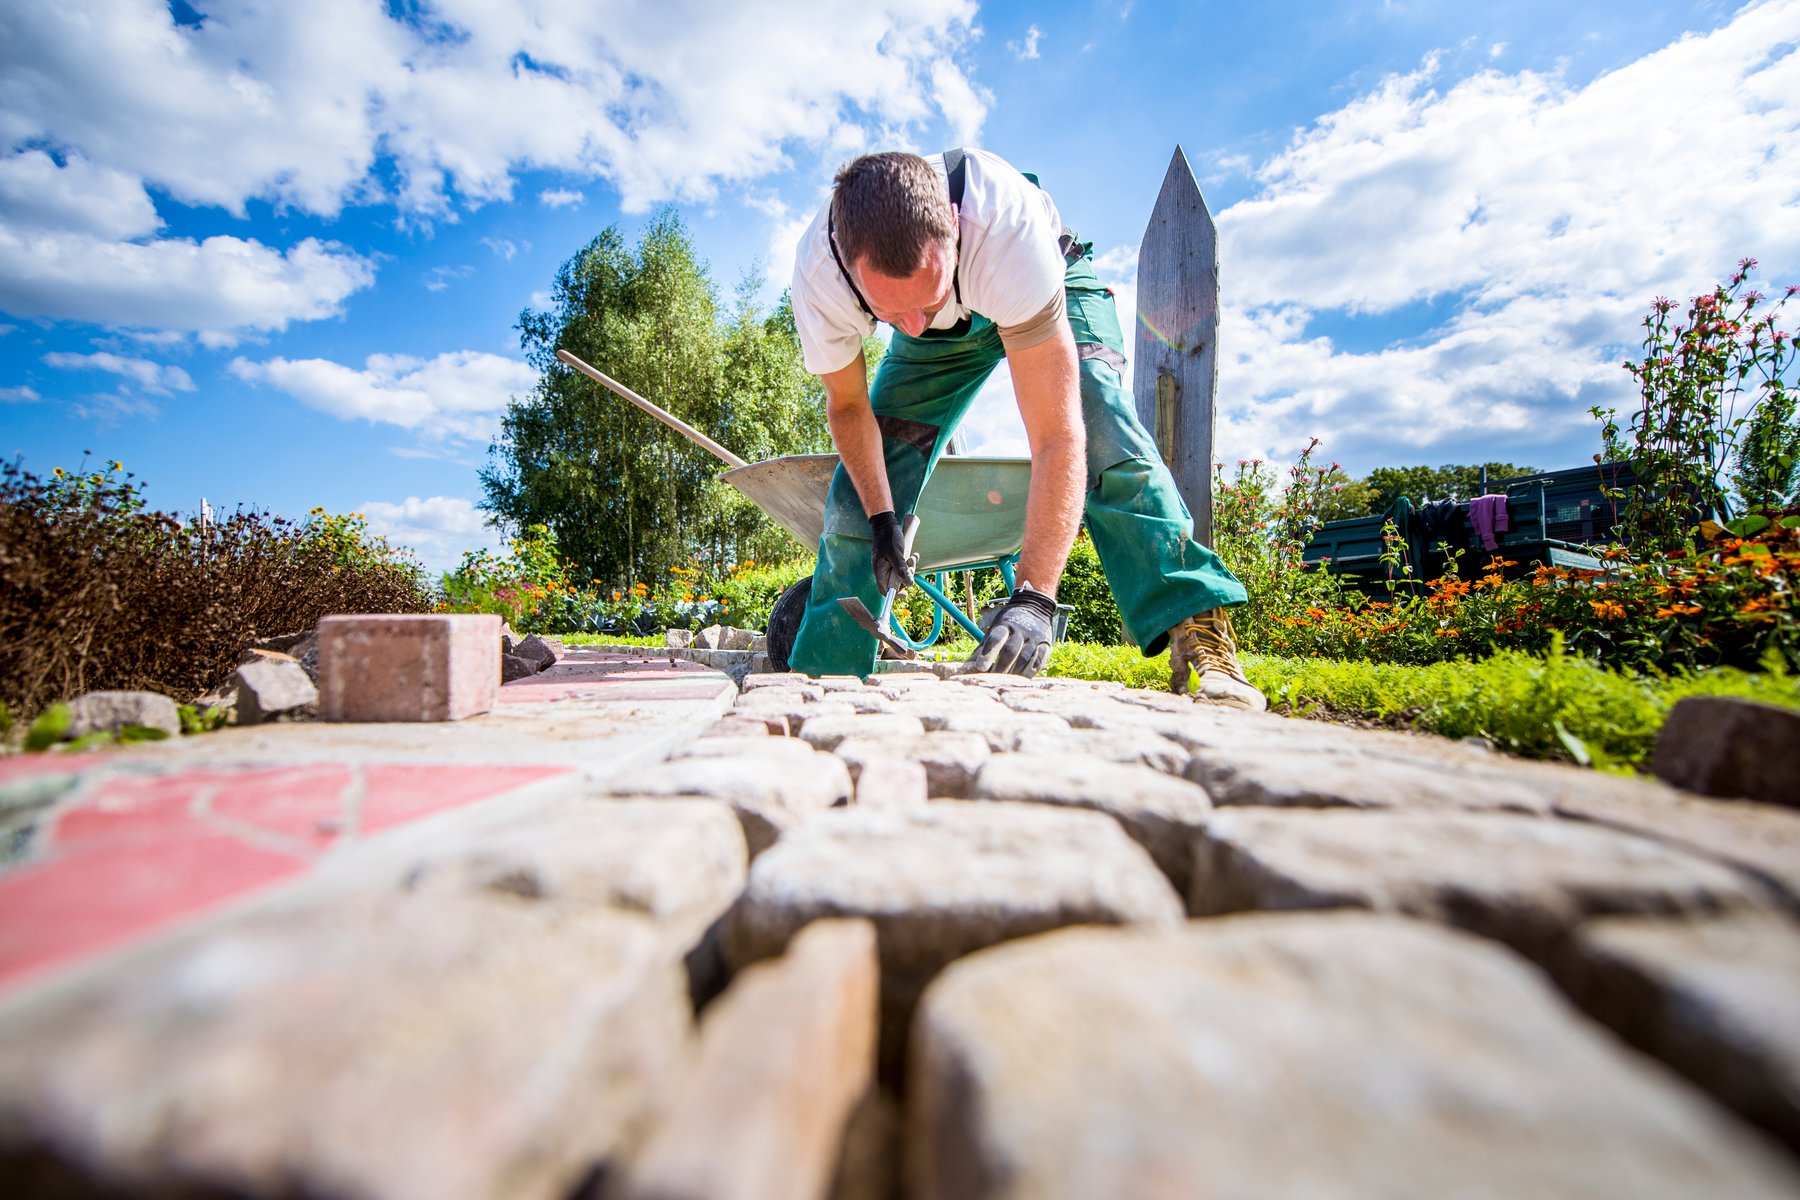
[[1313, 465, 1382, 522], [1360, 462, 1542, 515], [482, 210, 830, 590], [1731, 385, 1799, 511]]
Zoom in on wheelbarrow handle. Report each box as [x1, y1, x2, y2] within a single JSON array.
[[555, 349, 750, 470]]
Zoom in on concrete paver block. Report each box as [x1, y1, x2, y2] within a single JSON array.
[[831, 731, 990, 799], [1652, 696, 1800, 807], [911, 914, 1800, 1199], [798, 713, 926, 752], [974, 753, 1212, 895], [615, 920, 878, 1200], [604, 753, 853, 857], [725, 803, 1182, 1081], [1193, 809, 1772, 970], [1566, 913, 1800, 1151], [318, 613, 501, 722]]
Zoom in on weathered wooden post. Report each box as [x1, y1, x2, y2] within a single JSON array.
[[1134, 145, 1219, 548]]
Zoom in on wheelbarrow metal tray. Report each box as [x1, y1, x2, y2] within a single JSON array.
[[719, 453, 1033, 574]]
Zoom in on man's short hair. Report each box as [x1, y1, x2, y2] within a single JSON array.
[[831, 152, 955, 278]]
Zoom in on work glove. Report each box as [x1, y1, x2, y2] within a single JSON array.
[[869, 510, 918, 596], [967, 585, 1057, 677]]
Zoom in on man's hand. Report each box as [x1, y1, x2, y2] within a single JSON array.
[[967, 585, 1057, 676], [869, 510, 917, 595]]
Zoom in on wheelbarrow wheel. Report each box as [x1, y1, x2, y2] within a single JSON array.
[[765, 575, 811, 674]]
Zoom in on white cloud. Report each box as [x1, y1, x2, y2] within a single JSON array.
[[357, 495, 507, 578], [930, 58, 991, 149], [537, 188, 584, 209], [422, 264, 473, 292], [70, 390, 158, 423], [2, 0, 986, 218], [480, 236, 521, 259], [43, 350, 195, 394], [0, 149, 159, 239], [0, 220, 376, 344], [1191, 0, 1800, 473], [0, 384, 40, 403], [229, 349, 536, 442], [1008, 25, 1043, 61]]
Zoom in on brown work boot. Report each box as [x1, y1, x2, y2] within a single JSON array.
[[1167, 609, 1267, 711]]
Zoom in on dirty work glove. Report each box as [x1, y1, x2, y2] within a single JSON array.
[[869, 510, 917, 596], [967, 585, 1057, 677]]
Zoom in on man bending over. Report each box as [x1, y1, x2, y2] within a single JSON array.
[[786, 148, 1263, 709]]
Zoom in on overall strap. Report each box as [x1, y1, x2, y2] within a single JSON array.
[[942, 147, 966, 307], [829, 148, 969, 324]]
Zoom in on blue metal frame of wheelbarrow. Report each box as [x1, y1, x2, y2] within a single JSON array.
[[717, 452, 1034, 652], [551, 352, 1032, 653]]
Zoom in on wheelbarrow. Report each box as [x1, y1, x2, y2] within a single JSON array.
[[557, 350, 1033, 662]]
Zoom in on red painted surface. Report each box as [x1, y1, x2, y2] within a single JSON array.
[[358, 764, 570, 834], [0, 834, 306, 990], [212, 764, 356, 848], [0, 762, 576, 993]]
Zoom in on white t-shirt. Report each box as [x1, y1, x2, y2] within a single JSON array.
[[790, 149, 1068, 376]]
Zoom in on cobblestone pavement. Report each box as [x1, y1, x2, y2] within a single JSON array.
[[1, 650, 1797, 1198]]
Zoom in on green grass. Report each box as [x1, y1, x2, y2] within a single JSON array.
[[1041, 639, 1800, 772], [556, 633, 667, 647]]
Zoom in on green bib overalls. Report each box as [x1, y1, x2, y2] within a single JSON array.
[[788, 235, 1247, 678]]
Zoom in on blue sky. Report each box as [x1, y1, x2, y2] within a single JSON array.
[[3, 0, 1797, 574]]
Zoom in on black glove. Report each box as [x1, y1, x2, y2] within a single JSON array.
[[869, 510, 917, 596], [967, 585, 1057, 677]]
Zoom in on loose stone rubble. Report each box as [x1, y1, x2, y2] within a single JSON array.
[[1, 647, 1798, 1198]]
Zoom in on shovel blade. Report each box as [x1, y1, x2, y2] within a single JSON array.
[[837, 597, 919, 661]]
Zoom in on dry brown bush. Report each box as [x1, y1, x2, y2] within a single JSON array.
[[0, 459, 430, 719]]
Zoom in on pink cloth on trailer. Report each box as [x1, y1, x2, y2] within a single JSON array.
[[1468, 494, 1510, 551]]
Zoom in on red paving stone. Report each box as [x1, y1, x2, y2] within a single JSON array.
[[212, 765, 356, 848], [0, 833, 307, 991], [358, 764, 572, 835], [0, 762, 580, 993]]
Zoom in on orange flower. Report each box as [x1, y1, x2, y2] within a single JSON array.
[[1589, 600, 1627, 620], [1655, 603, 1704, 618]]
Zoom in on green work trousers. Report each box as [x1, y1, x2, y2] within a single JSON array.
[[788, 248, 1248, 678]]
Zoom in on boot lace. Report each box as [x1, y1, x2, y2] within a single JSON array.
[[1176, 610, 1247, 683]]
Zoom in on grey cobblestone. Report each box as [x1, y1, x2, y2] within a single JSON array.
[[1554, 787, 1800, 912], [1009, 727, 1190, 774], [724, 803, 1182, 1081], [912, 914, 1800, 1199], [832, 731, 991, 799], [798, 713, 928, 752], [1565, 913, 1800, 1151], [973, 753, 1212, 894], [927, 708, 1071, 750], [604, 753, 852, 857], [1192, 809, 1774, 969], [1186, 744, 1552, 813]]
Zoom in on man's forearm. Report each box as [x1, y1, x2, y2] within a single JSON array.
[[1015, 435, 1084, 596], [820, 357, 893, 519], [1005, 325, 1086, 598]]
